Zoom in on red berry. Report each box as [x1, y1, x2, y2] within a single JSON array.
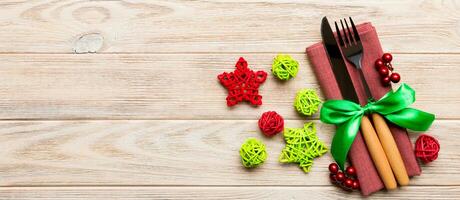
[[336, 172, 345, 182], [328, 163, 339, 174], [382, 53, 393, 63], [345, 166, 356, 177], [382, 76, 391, 86], [390, 73, 401, 83], [344, 178, 354, 188], [378, 66, 389, 76], [352, 180, 360, 190], [329, 173, 337, 183], [374, 59, 385, 69]]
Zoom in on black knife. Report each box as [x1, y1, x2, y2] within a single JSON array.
[[320, 17, 359, 103]]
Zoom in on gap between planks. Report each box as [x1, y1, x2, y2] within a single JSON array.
[[0, 186, 459, 200], [0, 118, 457, 121], [0, 52, 459, 55], [0, 185, 457, 188]]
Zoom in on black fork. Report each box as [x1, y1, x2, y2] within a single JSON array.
[[335, 17, 373, 101]]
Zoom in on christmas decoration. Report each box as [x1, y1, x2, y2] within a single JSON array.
[[374, 53, 401, 86], [258, 111, 284, 137], [415, 134, 440, 164], [279, 122, 327, 173], [271, 54, 299, 80], [329, 163, 360, 191], [321, 83, 435, 170], [294, 89, 321, 116], [218, 57, 267, 106], [240, 138, 267, 168]]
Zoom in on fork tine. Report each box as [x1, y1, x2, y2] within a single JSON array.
[[334, 21, 345, 47], [340, 19, 350, 46], [349, 17, 360, 42], [344, 18, 354, 43]]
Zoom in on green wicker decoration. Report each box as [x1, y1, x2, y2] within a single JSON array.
[[271, 54, 299, 80], [279, 122, 328, 173], [240, 138, 267, 168], [294, 89, 321, 116]]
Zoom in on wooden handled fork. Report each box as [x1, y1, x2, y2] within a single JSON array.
[[335, 17, 409, 189]]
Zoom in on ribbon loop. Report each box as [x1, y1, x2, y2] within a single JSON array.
[[320, 83, 435, 169]]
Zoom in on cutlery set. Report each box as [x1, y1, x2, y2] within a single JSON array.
[[321, 16, 414, 191]]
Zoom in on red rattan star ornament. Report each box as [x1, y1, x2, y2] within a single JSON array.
[[217, 57, 267, 106]]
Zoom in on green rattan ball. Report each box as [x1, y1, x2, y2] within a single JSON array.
[[271, 54, 299, 80], [294, 89, 321, 116], [239, 138, 267, 168]]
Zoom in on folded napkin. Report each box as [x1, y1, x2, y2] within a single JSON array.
[[306, 23, 420, 196]]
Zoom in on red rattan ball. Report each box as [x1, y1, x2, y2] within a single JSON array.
[[258, 111, 284, 137], [415, 134, 440, 164]]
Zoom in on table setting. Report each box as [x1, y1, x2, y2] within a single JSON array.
[[221, 16, 437, 196], [0, 1, 458, 199]]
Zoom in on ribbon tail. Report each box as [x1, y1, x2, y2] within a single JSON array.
[[385, 108, 435, 131], [331, 114, 362, 170]]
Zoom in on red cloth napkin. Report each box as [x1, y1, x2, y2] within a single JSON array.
[[306, 23, 421, 196]]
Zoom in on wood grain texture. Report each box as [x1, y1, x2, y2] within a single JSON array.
[[0, 120, 455, 186], [0, 0, 458, 198], [1, 186, 459, 200], [0, 0, 458, 53], [0, 53, 457, 120]]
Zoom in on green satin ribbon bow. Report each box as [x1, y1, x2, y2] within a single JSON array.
[[320, 83, 435, 170]]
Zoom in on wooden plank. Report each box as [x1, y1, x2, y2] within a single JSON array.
[[0, 119, 455, 186], [0, 186, 459, 199], [0, 53, 457, 120], [0, 0, 459, 53]]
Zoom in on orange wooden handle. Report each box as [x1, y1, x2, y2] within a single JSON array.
[[360, 115, 397, 190], [372, 113, 410, 186]]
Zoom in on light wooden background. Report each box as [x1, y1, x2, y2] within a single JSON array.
[[0, 0, 459, 199]]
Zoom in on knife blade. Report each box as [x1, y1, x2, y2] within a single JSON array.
[[320, 17, 359, 103]]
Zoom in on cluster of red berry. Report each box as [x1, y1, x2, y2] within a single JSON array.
[[374, 53, 400, 86], [329, 163, 360, 191]]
